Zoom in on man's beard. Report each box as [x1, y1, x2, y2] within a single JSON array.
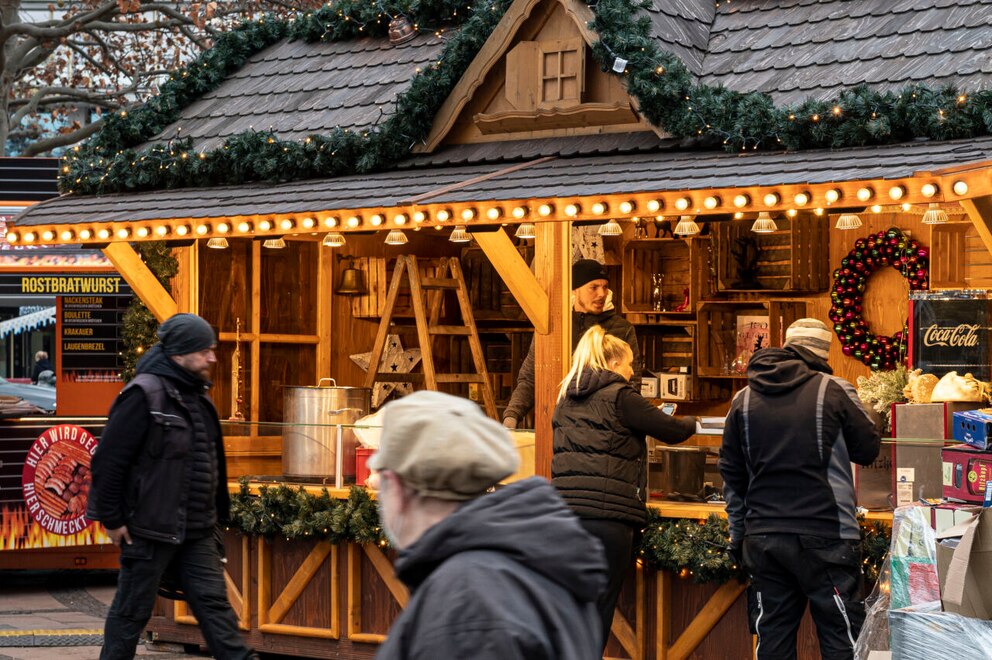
[[376, 501, 401, 548]]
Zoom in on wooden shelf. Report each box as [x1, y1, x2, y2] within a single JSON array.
[[695, 300, 807, 377], [715, 214, 828, 293]]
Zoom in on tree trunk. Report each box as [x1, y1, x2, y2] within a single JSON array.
[[0, 0, 22, 156]]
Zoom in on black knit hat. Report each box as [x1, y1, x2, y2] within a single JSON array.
[[157, 313, 216, 356], [572, 259, 609, 290]]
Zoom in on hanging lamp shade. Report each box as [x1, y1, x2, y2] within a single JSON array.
[[262, 237, 286, 249], [750, 212, 778, 233], [322, 232, 346, 247], [921, 203, 949, 225], [835, 213, 863, 230], [206, 237, 229, 249], [514, 222, 536, 239], [598, 218, 623, 236], [673, 215, 700, 236], [449, 226, 471, 243], [384, 229, 408, 245]]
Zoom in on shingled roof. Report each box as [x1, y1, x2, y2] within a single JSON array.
[[698, 0, 992, 105], [146, 33, 446, 150], [15, 136, 992, 228]]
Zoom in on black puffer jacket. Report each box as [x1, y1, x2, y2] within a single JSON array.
[[88, 345, 228, 543], [376, 478, 607, 660], [503, 308, 641, 424], [552, 368, 695, 526]]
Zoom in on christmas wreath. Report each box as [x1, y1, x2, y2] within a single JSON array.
[[828, 227, 929, 370]]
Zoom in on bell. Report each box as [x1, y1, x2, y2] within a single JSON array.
[[388, 16, 416, 45], [336, 265, 367, 295]]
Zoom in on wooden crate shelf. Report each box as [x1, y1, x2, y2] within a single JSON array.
[[696, 300, 807, 377], [715, 214, 828, 292], [621, 236, 713, 315]]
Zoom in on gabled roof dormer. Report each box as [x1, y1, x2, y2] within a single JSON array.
[[418, 0, 658, 151]]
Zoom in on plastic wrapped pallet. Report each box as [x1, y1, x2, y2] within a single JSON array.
[[889, 601, 992, 660], [854, 506, 940, 660]]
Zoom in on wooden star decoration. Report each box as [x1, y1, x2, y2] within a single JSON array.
[[350, 334, 422, 407]]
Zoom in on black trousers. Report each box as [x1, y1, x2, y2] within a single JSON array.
[[743, 534, 865, 660], [100, 532, 255, 660], [579, 518, 636, 654]]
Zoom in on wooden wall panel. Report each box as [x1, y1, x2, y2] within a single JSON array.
[[260, 241, 318, 335], [199, 240, 252, 334]]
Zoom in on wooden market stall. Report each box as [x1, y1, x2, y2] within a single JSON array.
[[10, 0, 992, 656]]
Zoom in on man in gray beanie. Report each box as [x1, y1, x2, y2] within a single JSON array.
[[89, 313, 257, 660], [372, 390, 607, 659], [503, 258, 641, 428], [720, 318, 882, 660]]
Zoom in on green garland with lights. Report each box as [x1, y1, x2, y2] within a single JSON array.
[[226, 480, 891, 585], [61, 0, 992, 196], [121, 242, 179, 380]]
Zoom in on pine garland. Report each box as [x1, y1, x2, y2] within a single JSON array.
[[226, 480, 892, 585], [61, 0, 992, 196], [121, 242, 179, 380]]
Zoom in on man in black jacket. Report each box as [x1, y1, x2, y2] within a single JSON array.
[[370, 390, 608, 659], [720, 318, 882, 660], [503, 259, 641, 428], [89, 313, 256, 660]]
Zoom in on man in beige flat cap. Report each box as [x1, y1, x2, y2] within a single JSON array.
[[370, 390, 607, 660]]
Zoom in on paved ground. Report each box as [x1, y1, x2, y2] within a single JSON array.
[[0, 571, 208, 660]]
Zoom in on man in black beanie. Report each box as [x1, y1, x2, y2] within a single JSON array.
[[89, 313, 257, 660], [503, 259, 641, 428]]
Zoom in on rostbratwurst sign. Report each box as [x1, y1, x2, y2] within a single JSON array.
[[911, 291, 992, 381]]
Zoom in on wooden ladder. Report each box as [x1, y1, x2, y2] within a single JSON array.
[[364, 255, 498, 419]]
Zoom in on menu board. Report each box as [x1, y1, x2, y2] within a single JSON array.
[[60, 293, 130, 382]]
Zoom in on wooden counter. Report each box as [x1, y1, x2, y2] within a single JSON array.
[[142, 482, 893, 659]]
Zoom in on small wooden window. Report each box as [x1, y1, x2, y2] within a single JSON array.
[[539, 38, 584, 106]]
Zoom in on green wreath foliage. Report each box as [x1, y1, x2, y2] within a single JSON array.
[[61, 0, 992, 196], [227, 480, 892, 585]]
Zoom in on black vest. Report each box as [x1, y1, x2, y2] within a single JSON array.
[[552, 378, 647, 526]]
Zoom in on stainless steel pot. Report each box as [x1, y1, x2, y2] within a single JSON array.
[[282, 378, 371, 481], [648, 446, 707, 502]]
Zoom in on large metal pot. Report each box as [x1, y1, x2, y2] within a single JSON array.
[[282, 379, 370, 482], [648, 446, 707, 502]]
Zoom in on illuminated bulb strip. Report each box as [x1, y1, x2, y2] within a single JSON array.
[[486, 207, 502, 221], [763, 192, 780, 207], [856, 187, 874, 202], [618, 201, 635, 214], [216, 222, 230, 234], [591, 202, 607, 215], [703, 196, 720, 210], [537, 204, 554, 217], [921, 183, 938, 198], [156, 225, 170, 237], [888, 185, 905, 200], [175, 225, 189, 236], [511, 206, 527, 219], [280, 219, 295, 231], [564, 204, 580, 217], [733, 194, 750, 208], [645, 199, 661, 213]]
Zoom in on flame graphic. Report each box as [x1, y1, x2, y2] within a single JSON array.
[[0, 504, 110, 551]]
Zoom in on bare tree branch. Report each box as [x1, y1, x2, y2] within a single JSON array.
[[22, 117, 105, 156]]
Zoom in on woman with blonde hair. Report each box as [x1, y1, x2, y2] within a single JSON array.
[[553, 325, 697, 652]]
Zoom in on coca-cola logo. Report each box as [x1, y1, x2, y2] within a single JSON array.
[[922, 323, 981, 348]]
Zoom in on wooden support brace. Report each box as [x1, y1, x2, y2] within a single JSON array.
[[102, 242, 178, 322], [666, 580, 746, 660], [960, 195, 992, 259], [472, 229, 550, 335]]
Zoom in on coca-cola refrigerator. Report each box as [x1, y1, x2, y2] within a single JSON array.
[[908, 290, 992, 381]]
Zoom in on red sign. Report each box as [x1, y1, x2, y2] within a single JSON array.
[[20, 424, 97, 535]]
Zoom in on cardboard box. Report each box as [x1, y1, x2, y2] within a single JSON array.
[[931, 502, 984, 534], [891, 401, 986, 440], [952, 409, 992, 450], [640, 375, 660, 398], [942, 443, 992, 503], [658, 373, 690, 401], [940, 507, 992, 619]]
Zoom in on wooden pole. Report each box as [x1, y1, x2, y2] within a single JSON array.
[[102, 243, 178, 322], [532, 221, 570, 478]]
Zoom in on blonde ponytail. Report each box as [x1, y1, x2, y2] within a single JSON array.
[[557, 326, 633, 401]]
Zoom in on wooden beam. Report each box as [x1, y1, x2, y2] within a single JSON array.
[[473, 229, 550, 334], [532, 221, 570, 478], [101, 242, 178, 322], [960, 195, 992, 258], [171, 244, 198, 313], [667, 580, 746, 660]]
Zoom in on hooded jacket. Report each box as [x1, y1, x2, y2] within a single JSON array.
[[503, 308, 641, 424], [720, 346, 881, 542], [376, 478, 607, 660], [552, 368, 695, 526]]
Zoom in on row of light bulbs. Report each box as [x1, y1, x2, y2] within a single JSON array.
[[8, 177, 971, 246]]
